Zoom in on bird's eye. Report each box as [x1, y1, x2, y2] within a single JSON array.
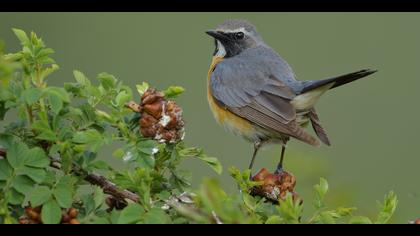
[[235, 32, 244, 39]]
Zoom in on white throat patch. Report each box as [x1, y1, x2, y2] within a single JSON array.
[[215, 40, 226, 57]]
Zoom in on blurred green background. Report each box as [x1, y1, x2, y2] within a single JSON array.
[[1, 13, 419, 222]]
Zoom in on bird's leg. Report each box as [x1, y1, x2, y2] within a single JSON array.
[[248, 141, 261, 172], [275, 138, 289, 174]]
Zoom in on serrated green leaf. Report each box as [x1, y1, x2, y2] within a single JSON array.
[[136, 82, 149, 96], [53, 176, 74, 208], [22, 87, 43, 106], [375, 191, 398, 224], [112, 148, 125, 158], [8, 188, 25, 205], [0, 159, 12, 180], [349, 216, 373, 224], [265, 215, 283, 224], [163, 86, 185, 98], [45, 87, 70, 103], [12, 28, 29, 45], [115, 90, 131, 107], [12, 175, 34, 194], [314, 177, 329, 209], [29, 186, 52, 207], [7, 142, 28, 169], [196, 155, 222, 174], [117, 204, 145, 224], [73, 70, 91, 87], [138, 140, 157, 155], [142, 208, 171, 224], [73, 129, 102, 144], [97, 72, 117, 91], [93, 186, 105, 209], [24, 147, 49, 168], [136, 151, 155, 169], [48, 92, 62, 114], [0, 134, 16, 149], [41, 199, 62, 224], [20, 166, 46, 183]]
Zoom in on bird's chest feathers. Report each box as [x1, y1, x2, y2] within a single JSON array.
[[207, 57, 256, 140]]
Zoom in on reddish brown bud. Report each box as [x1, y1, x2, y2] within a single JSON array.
[[143, 102, 163, 119], [69, 219, 81, 224], [139, 113, 157, 128], [414, 218, 420, 224], [25, 208, 41, 221], [61, 213, 71, 223], [68, 208, 78, 219]]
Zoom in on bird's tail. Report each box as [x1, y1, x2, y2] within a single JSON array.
[[300, 69, 377, 94], [291, 69, 377, 110]]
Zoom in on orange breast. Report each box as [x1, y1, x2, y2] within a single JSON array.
[[207, 56, 257, 141]]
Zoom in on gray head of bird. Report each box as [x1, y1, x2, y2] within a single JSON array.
[[206, 19, 264, 58]]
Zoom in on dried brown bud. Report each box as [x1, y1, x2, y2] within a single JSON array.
[[136, 88, 185, 144], [69, 219, 81, 224], [68, 208, 78, 219], [143, 102, 163, 119], [251, 168, 300, 204], [61, 213, 71, 223], [139, 113, 157, 128], [25, 207, 41, 221]]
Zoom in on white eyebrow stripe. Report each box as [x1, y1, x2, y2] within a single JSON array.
[[220, 27, 251, 35]]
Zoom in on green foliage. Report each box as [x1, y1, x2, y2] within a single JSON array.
[[0, 29, 400, 224]]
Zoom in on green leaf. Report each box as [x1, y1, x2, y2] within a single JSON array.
[[115, 90, 131, 107], [22, 87, 43, 105], [29, 186, 52, 207], [117, 204, 145, 224], [97, 73, 117, 91], [0, 134, 16, 149], [375, 191, 398, 224], [8, 188, 25, 205], [53, 176, 74, 208], [73, 129, 102, 144], [314, 177, 329, 209], [7, 142, 28, 169], [349, 216, 373, 224], [41, 199, 62, 224], [196, 155, 222, 174], [136, 152, 155, 169], [142, 208, 171, 224], [24, 147, 49, 168], [45, 87, 70, 103], [48, 92, 63, 114], [92, 186, 105, 209], [163, 86, 185, 98], [32, 119, 57, 142], [0, 159, 12, 180], [12, 175, 35, 195], [265, 215, 283, 224], [112, 148, 125, 158], [138, 140, 157, 155], [136, 82, 149, 96], [20, 166, 46, 183], [12, 28, 30, 45], [73, 70, 91, 87]]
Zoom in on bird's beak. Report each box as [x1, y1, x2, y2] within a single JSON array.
[[205, 30, 228, 41]]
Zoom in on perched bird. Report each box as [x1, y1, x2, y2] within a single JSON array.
[[206, 19, 376, 173]]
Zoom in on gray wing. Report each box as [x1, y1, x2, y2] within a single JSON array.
[[211, 48, 319, 146]]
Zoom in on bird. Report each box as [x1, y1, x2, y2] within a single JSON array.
[[205, 19, 376, 174]]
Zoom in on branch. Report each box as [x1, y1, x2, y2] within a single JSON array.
[[0, 148, 140, 203]]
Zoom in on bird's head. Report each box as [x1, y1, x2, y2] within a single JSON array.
[[206, 19, 263, 58]]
